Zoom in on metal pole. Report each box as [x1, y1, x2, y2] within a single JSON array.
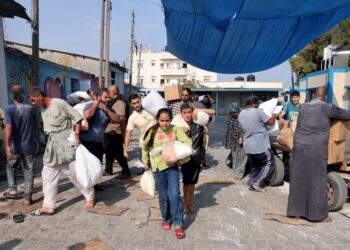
[[99, 0, 105, 89], [104, 0, 111, 87], [128, 9, 135, 92], [137, 43, 142, 87], [32, 0, 39, 86]]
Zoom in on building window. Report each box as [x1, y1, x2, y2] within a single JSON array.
[[166, 63, 171, 68], [160, 79, 165, 85], [140, 78, 144, 84], [177, 63, 181, 69], [160, 63, 164, 69], [204, 76, 211, 82], [182, 63, 187, 68], [151, 76, 156, 83], [151, 60, 156, 67], [111, 71, 116, 85], [71, 78, 79, 92], [166, 79, 170, 84]]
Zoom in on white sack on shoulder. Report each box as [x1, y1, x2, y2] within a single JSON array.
[[193, 111, 209, 126], [142, 89, 167, 117], [268, 120, 279, 137], [140, 169, 155, 196], [67, 91, 92, 105], [259, 98, 278, 116], [171, 114, 189, 129], [75, 145, 103, 189]]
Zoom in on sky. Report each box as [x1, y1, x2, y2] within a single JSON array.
[[3, 0, 291, 87]]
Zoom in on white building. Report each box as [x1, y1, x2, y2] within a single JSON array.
[[131, 49, 217, 89]]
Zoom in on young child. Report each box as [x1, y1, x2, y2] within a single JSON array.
[[142, 108, 192, 239]]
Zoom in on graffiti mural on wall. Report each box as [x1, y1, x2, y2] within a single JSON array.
[[44, 70, 69, 99]]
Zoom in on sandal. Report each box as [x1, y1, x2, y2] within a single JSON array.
[[249, 185, 267, 193], [161, 222, 171, 231], [175, 227, 185, 239], [31, 208, 54, 216]]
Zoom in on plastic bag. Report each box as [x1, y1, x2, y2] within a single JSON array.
[[171, 114, 189, 129], [75, 145, 103, 189], [140, 169, 155, 196], [142, 89, 167, 117], [193, 111, 209, 126]]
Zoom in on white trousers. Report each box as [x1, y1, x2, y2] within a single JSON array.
[[42, 161, 95, 209]]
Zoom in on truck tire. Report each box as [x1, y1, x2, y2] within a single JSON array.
[[269, 156, 285, 186], [327, 171, 347, 212]]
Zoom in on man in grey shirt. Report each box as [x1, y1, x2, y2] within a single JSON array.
[[238, 96, 276, 192]]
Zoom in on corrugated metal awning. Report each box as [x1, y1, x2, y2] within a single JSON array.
[[0, 0, 30, 21]]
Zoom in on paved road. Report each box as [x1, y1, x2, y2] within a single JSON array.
[[0, 116, 349, 250]]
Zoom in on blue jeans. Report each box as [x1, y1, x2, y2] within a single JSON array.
[[6, 153, 34, 200], [155, 167, 184, 227]]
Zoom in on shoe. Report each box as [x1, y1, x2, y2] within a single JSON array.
[[118, 173, 131, 179], [103, 171, 113, 176], [23, 198, 32, 205], [175, 227, 185, 239], [248, 185, 267, 193], [5, 190, 17, 199], [161, 222, 171, 230]]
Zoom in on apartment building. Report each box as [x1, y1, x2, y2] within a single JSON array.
[[131, 49, 217, 89]]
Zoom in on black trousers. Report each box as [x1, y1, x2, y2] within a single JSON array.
[[104, 133, 130, 175], [81, 140, 104, 163]]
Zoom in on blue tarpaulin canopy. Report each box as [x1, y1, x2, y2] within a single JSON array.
[[161, 0, 350, 73]]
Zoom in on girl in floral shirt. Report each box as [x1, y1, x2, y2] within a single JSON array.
[[142, 108, 192, 239]]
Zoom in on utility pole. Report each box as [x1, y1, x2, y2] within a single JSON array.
[[128, 9, 135, 94], [104, 0, 111, 87], [99, 0, 105, 89], [137, 43, 142, 87], [32, 0, 39, 86]]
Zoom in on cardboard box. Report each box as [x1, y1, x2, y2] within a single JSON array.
[[328, 140, 346, 164], [164, 84, 182, 101], [329, 120, 350, 142]]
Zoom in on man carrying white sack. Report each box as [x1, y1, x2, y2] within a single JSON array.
[[124, 94, 156, 160], [238, 96, 277, 192], [29, 87, 95, 216]]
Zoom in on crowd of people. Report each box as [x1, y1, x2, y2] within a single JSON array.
[[1, 84, 350, 239]]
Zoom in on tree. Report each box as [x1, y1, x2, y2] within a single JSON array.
[[289, 17, 350, 80]]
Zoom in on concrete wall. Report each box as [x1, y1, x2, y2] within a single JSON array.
[[307, 72, 328, 88], [6, 42, 125, 93], [332, 72, 350, 109], [0, 18, 8, 108], [5, 51, 99, 102]]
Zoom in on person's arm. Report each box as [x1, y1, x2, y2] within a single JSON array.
[[194, 108, 216, 116], [74, 120, 81, 147], [266, 115, 276, 126], [124, 130, 133, 158], [205, 132, 209, 151], [279, 111, 286, 121], [83, 100, 99, 119], [99, 102, 119, 122], [208, 95, 215, 104], [142, 131, 152, 170], [5, 124, 13, 159], [328, 104, 350, 120]]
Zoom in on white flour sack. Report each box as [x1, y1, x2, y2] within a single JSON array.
[[259, 98, 279, 137], [142, 89, 167, 117]]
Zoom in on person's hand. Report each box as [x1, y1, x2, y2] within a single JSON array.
[[5, 145, 13, 159], [144, 163, 149, 170], [238, 137, 243, 145], [205, 145, 209, 151], [99, 103, 108, 112], [75, 134, 81, 147], [123, 148, 128, 158]]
